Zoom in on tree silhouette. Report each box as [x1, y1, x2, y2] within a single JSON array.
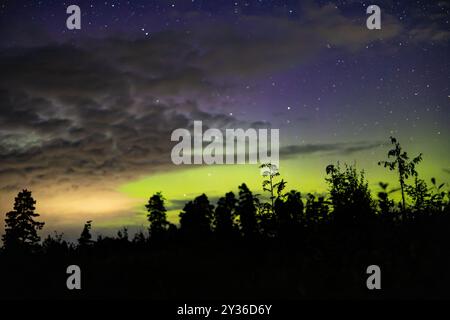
[[117, 227, 129, 241], [283, 190, 304, 225], [132, 230, 147, 246], [236, 183, 258, 237], [378, 136, 422, 211], [78, 220, 93, 247], [146, 192, 172, 239], [2, 189, 44, 252], [179, 194, 214, 237], [42, 231, 69, 255], [214, 192, 238, 237], [274, 190, 304, 236]]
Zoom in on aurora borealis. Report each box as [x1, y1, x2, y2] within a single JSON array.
[[0, 0, 449, 240]]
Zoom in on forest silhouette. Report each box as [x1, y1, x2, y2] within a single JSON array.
[[1, 137, 449, 299]]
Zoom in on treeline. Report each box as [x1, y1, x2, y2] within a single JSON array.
[[1, 136, 449, 254]]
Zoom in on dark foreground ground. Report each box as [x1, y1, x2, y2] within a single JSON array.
[[1, 221, 449, 300]]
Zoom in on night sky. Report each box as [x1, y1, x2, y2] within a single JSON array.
[[0, 0, 449, 239]]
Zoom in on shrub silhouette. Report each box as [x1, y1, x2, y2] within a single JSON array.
[[377, 182, 396, 219], [326, 163, 374, 224], [304, 193, 329, 226]]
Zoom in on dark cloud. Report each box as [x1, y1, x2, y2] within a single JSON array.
[[191, 5, 402, 77], [280, 142, 383, 158], [0, 1, 436, 192]]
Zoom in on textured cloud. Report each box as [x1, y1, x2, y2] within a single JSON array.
[[0, 4, 404, 193], [280, 142, 383, 158], [408, 24, 450, 43]]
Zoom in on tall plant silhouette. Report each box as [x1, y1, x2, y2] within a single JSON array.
[[378, 136, 422, 211], [2, 189, 44, 251], [260, 163, 284, 215]]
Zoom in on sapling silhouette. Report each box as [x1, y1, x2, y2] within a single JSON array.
[[2, 189, 44, 252], [378, 136, 422, 211]]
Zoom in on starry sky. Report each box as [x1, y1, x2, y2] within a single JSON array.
[[0, 0, 449, 239]]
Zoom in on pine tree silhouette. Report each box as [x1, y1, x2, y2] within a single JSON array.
[[2, 189, 44, 252], [146, 192, 172, 239]]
